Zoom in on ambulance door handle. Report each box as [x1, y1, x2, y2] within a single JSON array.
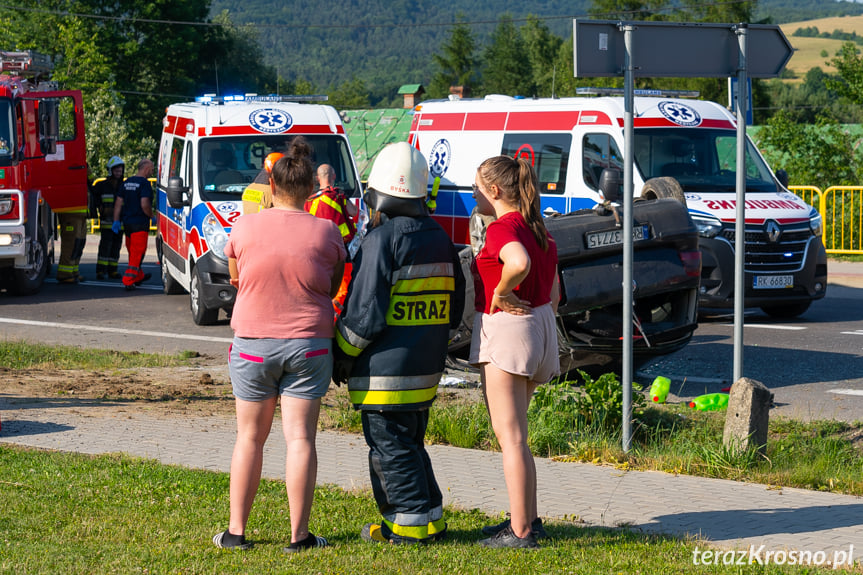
[[68, 165, 88, 170]]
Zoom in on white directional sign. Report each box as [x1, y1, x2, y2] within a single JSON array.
[[573, 20, 794, 78]]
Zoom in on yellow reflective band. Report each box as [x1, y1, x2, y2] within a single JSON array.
[[349, 386, 438, 406], [393, 276, 454, 294], [319, 193, 343, 213], [336, 330, 363, 357], [337, 222, 350, 238], [383, 519, 429, 540], [428, 518, 446, 537], [386, 293, 450, 326], [308, 198, 320, 216], [242, 188, 263, 204]]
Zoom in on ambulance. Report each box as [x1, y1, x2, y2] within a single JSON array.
[[156, 95, 362, 324], [410, 92, 827, 320]]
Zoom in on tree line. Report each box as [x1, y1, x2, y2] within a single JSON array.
[[0, 0, 862, 187]]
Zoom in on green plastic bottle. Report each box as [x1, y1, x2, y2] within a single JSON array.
[[649, 376, 671, 403], [688, 393, 729, 411]]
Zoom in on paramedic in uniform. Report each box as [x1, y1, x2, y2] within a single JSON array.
[[113, 158, 154, 290], [333, 142, 465, 544], [241, 152, 283, 215], [90, 156, 125, 279], [305, 163, 357, 315]]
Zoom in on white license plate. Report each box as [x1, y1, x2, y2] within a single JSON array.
[[753, 275, 794, 289], [586, 225, 649, 249]]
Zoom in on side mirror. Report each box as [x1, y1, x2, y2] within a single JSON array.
[[598, 168, 623, 204], [38, 99, 59, 156], [166, 176, 190, 208], [775, 169, 789, 189]]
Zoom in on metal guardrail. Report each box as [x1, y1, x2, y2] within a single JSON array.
[[789, 185, 863, 255]]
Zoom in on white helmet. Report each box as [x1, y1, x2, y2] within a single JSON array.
[[107, 156, 125, 170], [367, 142, 428, 200]]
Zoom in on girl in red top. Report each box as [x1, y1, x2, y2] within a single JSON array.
[[469, 155, 560, 549]]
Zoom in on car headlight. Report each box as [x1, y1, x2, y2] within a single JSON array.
[[809, 210, 823, 238], [690, 213, 723, 238], [202, 214, 229, 261]]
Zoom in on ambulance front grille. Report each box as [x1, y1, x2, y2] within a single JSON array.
[[720, 223, 811, 273]]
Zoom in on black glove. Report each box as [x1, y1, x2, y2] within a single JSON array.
[[332, 357, 355, 387]]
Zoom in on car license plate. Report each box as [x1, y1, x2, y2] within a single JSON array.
[[586, 225, 649, 249], [753, 275, 794, 289]]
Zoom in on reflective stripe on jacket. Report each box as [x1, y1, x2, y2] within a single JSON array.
[[336, 214, 465, 411], [305, 187, 356, 243]]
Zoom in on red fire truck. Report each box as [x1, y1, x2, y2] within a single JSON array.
[[0, 50, 88, 295]]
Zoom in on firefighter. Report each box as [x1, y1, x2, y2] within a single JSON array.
[[113, 158, 154, 290], [333, 142, 465, 544], [241, 152, 283, 215], [55, 208, 89, 284], [90, 156, 125, 279], [305, 163, 357, 316]]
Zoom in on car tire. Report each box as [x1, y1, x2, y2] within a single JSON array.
[[161, 259, 185, 295], [641, 177, 687, 206], [190, 265, 219, 325], [11, 228, 48, 295]]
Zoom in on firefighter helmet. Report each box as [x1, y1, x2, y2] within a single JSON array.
[[106, 156, 125, 171], [264, 152, 284, 174], [367, 142, 428, 200]]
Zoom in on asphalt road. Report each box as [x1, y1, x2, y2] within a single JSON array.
[[2, 234, 862, 421]]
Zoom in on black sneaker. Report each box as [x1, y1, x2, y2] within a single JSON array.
[[212, 529, 253, 550], [134, 272, 152, 286], [283, 532, 328, 553], [478, 525, 539, 549], [482, 517, 547, 539]]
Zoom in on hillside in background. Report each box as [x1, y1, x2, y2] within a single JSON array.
[[209, 0, 863, 103], [780, 15, 863, 77]]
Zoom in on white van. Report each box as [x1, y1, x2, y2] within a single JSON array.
[[409, 93, 827, 319], [156, 95, 362, 324]]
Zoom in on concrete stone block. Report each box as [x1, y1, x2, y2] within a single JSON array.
[[723, 377, 773, 455]]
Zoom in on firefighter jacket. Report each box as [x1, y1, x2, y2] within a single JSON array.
[[90, 177, 122, 226], [335, 213, 465, 411], [305, 186, 356, 244]]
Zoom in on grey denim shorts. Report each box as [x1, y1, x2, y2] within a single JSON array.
[[229, 336, 333, 401]]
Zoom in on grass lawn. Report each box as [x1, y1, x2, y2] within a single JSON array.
[[0, 445, 833, 574]]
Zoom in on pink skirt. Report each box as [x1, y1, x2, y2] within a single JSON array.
[[469, 303, 560, 384]]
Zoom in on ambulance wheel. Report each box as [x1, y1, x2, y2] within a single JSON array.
[[161, 260, 184, 295], [190, 266, 219, 325], [11, 228, 48, 295], [641, 177, 687, 206]]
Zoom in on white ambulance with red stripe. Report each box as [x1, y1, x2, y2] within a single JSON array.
[[156, 95, 361, 324], [410, 93, 827, 320]]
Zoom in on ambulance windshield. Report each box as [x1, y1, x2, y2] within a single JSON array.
[[633, 128, 776, 192], [198, 135, 358, 201]]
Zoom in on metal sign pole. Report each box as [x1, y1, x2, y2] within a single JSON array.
[[621, 24, 636, 452], [733, 24, 748, 383]]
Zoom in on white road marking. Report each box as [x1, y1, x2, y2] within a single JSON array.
[[841, 330, 863, 336], [45, 278, 163, 291], [0, 317, 232, 343], [827, 389, 863, 397], [721, 323, 806, 331]]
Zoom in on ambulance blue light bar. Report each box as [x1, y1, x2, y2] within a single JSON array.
[[193, 94, 329, 105], [576, 87, 700, 98]]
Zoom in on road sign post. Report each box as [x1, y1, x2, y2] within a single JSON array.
[[573, 19, 793, 452]]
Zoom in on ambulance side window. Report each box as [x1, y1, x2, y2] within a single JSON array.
[[169, 137, 184, 179], [583, 134, 623, 192], [501, 133, 569, 196]]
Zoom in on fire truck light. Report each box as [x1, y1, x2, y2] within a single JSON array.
[[0, 199, 12, 215], [0, 232, 22, 246]]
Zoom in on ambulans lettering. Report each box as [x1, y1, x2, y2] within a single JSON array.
[[429, 139, 451, 178], [388, 294, 450, 326], [249, 108, 293, 134], [703, 199, 806, 211]]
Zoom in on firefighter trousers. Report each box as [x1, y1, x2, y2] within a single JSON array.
[[122, 230, 149, 287], [56, 213, 88, 281], [361, 409, 444, 542], [96, 225, 122, 275]]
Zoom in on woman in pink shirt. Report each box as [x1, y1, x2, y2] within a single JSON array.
[[469, 155, 559, 549], [214, 138, 345, 552]]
